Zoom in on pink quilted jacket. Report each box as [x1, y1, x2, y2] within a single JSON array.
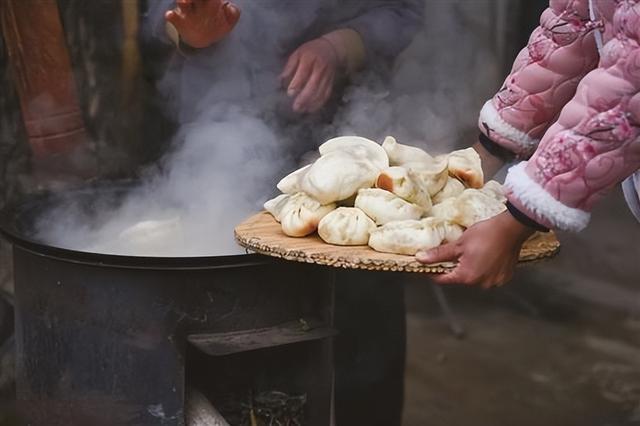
[[479, 0, 640, 231]]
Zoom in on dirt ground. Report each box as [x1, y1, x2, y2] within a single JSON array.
[[402, 187, 640, 426]]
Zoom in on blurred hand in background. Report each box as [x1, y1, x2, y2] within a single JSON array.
[[281, 38, 340, 114], [165, 0, 240, 49], [281, 29, 365, 114]]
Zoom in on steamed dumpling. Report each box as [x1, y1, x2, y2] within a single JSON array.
[[369, 220, 442, 255], [368, 217, 464, 256], [367, 218, 438, 255], [265, 193, 336, 237], [432, 177, 465, 204], [354, 188, 424, 225], [318, 207, 376, 246], [447, 148, 484, 189], [479, 180, 507, 203], [430, 217, 464, 243], [430, 197, 458, 223], [319, 136, 389, 170], [277, 165, 311, 194], [376, 167, 432, 211], [381, 136, 433, 168], [408, 156, 449, 196], [456, 189, 506, 227], [301, 150, 383, 205], [430, 189, 506, 228], [264, 193, 292, 221]]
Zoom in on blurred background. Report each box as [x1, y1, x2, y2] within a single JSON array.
[[0, 0, 639, 425]]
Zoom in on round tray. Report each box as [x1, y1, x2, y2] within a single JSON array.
[[235, 212, 560, 274]]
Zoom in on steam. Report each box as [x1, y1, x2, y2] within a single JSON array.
[[34, 1, 507, 257], [35, 110, 291, 256], [326, 1, 503, 153]]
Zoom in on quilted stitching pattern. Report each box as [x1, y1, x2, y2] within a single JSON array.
[[502, 0, 640, 230], [481, 0, 600, 157]]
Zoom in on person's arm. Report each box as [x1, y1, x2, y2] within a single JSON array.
[[281, 0, 424, 113], [338, 0, 424, 65], [143, 0, 176, 44], [418, 2, 640, 287], [473, 0, 600, 179]]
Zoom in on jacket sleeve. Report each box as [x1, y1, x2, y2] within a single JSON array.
[[478, 0, 600, 158], [504, 2, 640, 232], [142, 0, 175, 45], [338, 0, 424, 62]]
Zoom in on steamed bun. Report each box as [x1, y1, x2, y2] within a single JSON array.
[[376, 166, 432, 211], [447, 148, 484, 189], [318, 207, 376, 246], [264, 193, 293, 221], [368, 217, 462, 256], [381, 136, 433, 168], [355, 188, 424, 225], [264, 193, 336, 237], [432, 177, 465, 204], [319, 136, 389, 170], [301, 150, 382, 204], [277, 165, 311, 194], [430, 189, 506, 228], [479, 180, 507, 203], [409, 155, 449, 196]]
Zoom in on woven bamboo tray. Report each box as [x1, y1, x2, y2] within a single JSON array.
[[235, 212, 560, 274]]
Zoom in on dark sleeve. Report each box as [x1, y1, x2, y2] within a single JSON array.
[[340, 0, 424, 61], [142, 0, 175, 45]]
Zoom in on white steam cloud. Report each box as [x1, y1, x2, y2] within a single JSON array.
[[35, 1, 508, 257]]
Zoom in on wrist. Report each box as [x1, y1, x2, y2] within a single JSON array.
[[498, 210, 537, 245], [472, 140, 506, 180], [321, 29, 365, 75]]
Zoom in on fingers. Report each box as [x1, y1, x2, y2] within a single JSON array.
[[165, 9, 186, 33], [431, 266, 512, 288], [416, 243, 461, 265], [280, 52, 300, 88], [305, 79, 333, 113], [304, 77, 333, 113], [223, 2, 241, 26], [287, 57, 313, 97], [293, 67, 325, 112], [429, 268, 466, 286], [176, 0, 194, 14]]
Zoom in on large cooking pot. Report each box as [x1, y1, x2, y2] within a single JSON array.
[[0, 182, 335, 426], [0, 181, 267, 269]]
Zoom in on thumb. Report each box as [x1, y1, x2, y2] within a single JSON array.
[[165, 10, 184, 31], [416, 243, 460, 265], [223, 2, 241, 26]]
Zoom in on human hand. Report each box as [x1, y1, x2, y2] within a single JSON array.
[[280, 38, 341, 113], [165, 0, 240, 49], [416, 211, 535, 288]]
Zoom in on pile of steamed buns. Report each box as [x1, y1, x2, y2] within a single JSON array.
[[264, 136, 507, 256]]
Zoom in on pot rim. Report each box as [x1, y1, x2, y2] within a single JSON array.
[[0, 181, 271, 270]]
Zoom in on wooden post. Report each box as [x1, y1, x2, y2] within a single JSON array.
[[0, 0, 95, 179]]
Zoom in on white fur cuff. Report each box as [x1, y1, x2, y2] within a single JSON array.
[[479, 101, 540, 152], [505, 162, 591, 232]]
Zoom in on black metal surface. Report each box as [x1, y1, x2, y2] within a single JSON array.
[[188, 318, 337, 356], [0, 181, 267, 270], [0, 182, 335, 426], [12, 248, 334, 426]]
